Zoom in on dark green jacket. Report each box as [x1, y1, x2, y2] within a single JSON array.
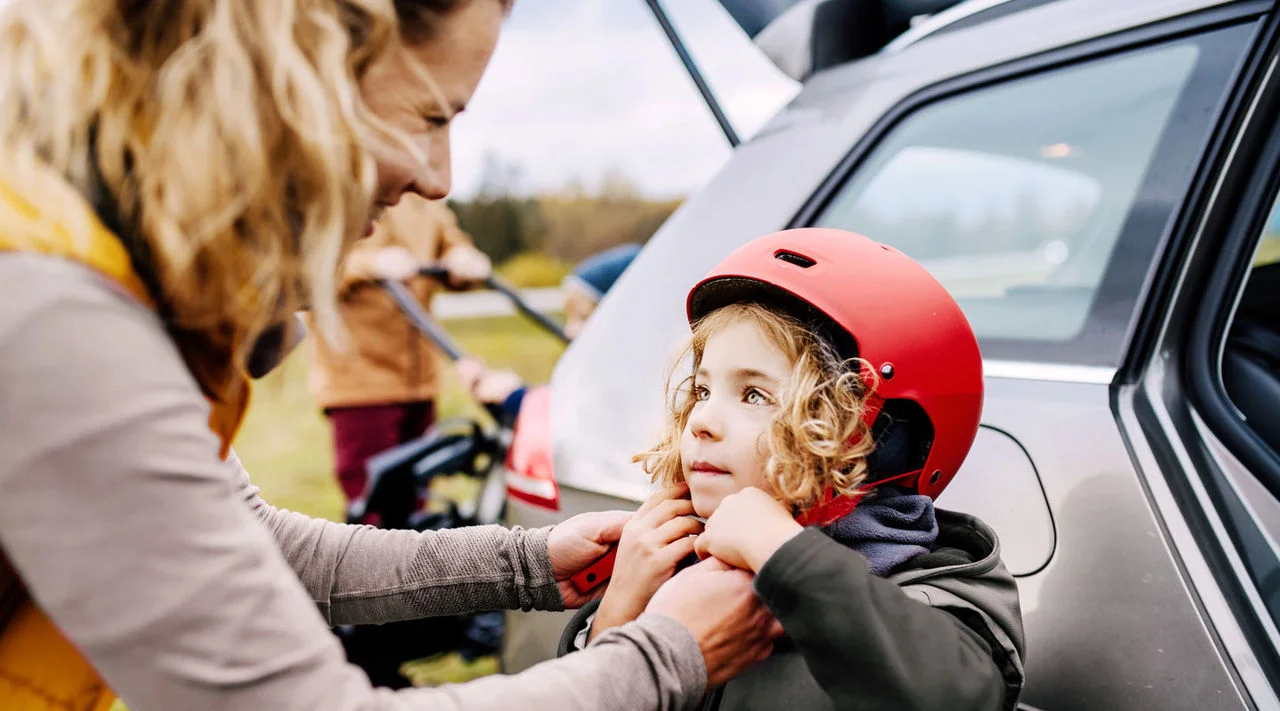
[[558, 510, 1025, 711]]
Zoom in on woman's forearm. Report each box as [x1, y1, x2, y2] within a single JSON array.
[[229, 452, 563, 624]]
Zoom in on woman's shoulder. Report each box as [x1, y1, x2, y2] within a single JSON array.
[[0, 251, 197, 415], [0, 252, 157, 324]]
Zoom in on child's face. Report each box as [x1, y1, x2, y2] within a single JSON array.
[[680, 319, 791, 518]]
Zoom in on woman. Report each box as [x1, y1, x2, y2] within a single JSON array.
[[0, 1, 779, 709]]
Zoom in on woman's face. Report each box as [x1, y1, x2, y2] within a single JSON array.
[[360, 0, 503, 230], [679, 319, 792, 518]]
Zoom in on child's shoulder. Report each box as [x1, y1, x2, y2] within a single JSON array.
[[901, 508, 1001, 575]]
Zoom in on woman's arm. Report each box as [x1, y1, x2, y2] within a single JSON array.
[[229, 453, 563, 624], [0, 256, 705, 711]]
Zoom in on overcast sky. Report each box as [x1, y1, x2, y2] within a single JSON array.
[[448, 0, 799, 199]]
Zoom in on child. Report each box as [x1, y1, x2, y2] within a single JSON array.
[[558, 228, 1026, 711]]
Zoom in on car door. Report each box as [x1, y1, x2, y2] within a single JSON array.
[[1118, 8, 1280, 706]]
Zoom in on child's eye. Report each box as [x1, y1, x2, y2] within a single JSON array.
[[744, 388, 772, 406], [693, 385, 710, 402]]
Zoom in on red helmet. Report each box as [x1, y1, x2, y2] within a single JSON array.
[[686, 228, 983, 511]]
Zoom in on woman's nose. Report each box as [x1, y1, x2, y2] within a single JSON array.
[[414, 132, 452, 200], [415, 164, 450, 201]]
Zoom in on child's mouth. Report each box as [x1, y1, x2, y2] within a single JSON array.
[[689, 461, 730, 476]]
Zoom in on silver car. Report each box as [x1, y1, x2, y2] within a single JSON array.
[[502, 1, 1280, 708]]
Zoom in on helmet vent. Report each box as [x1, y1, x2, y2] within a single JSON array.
[[774, 250, 815, 268]]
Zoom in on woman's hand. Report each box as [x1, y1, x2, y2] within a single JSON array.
[[646, 557, 784, 687], [547, 510, 632, 609], [591, 483, 704, 640], [695, 487, 803, 573]]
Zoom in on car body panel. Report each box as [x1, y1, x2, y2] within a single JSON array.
[[935, 425, 1054, 577]]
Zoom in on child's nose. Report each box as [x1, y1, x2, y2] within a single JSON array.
[[689, 401, 722, 441]]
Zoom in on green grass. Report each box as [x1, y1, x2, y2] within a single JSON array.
[[1256, 235, 1280, 267], [496, 252, 574, 288]]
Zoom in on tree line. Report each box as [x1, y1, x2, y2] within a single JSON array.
[[446, 157, 682, 270]]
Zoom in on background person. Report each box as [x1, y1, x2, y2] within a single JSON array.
[[309, 193, 491, 508]]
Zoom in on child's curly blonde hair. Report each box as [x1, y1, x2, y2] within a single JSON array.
[[634, 302, 879, 518]]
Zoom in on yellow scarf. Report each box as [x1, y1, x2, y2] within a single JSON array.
[[0, 181, 251, 710]]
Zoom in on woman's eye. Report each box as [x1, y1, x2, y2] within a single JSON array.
[[693, 385, 710, 402], [426, 116, 449, 129]]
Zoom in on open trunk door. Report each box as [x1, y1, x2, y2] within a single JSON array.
[[714, 0, 973, 80]]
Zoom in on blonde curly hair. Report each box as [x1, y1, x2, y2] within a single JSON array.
[[634, 302, 879, 518], [0, 0, 507, 396]]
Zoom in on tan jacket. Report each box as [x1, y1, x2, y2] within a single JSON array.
[[309, 196, 473, 410]]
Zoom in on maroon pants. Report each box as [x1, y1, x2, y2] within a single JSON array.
[[326, 401, 436, 503]]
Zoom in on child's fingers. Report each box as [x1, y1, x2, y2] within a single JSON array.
[[641, 498, 696, 527], [662, 534, 699, 567], [635, 483, 690, 517], [694, 534, 711, 560], [653, 514, 703, 545], [765, 617, 785, 640]]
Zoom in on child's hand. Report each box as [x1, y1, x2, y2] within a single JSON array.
[[695, 487, 803, 573], [591, 483, 704, 640]]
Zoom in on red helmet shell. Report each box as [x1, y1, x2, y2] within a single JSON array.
[[686, 228, 983, 499]]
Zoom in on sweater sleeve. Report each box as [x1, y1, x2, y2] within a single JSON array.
[[228, 450, 563, 625], [0, 254, 706, 711], [754, 529, 1007, 711]]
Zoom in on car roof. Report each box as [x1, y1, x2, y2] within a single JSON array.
[[754, 0, 1234, 146]]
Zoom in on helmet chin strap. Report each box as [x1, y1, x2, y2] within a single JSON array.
[[793, 468, 923, 527], [792, 381, 924, 527]]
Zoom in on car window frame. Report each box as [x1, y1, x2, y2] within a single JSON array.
[[1184, 62, 1280, 620], [790, 2, 1269, 369], [1112, 3, 1280, 695]]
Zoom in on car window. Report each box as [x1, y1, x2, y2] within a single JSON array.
[[815, 41, 1200, 350]]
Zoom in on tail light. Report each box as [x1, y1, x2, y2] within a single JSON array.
[[504, 386, 560, 511]]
